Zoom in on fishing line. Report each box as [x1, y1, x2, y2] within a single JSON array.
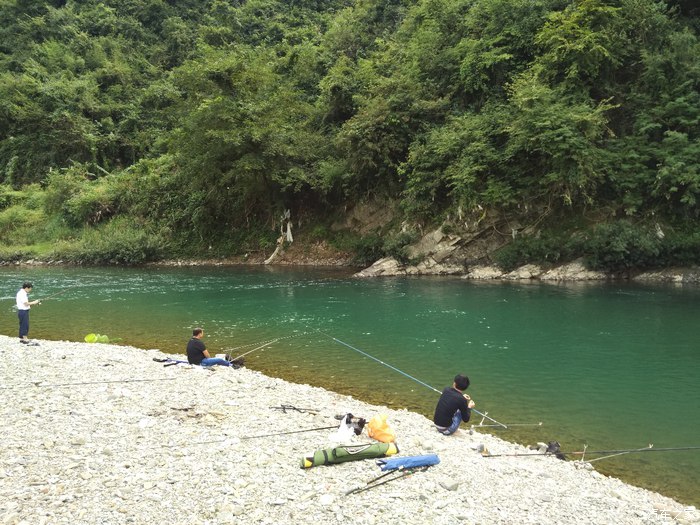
[[256, 297, 513, 428], [320, 333, 509, 429]]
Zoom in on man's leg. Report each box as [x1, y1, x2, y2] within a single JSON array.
[[200, 357, 232, 367], [437, 410, 463, 435], [18, 310, 29, 341]]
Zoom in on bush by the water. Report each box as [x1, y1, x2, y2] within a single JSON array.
[[583, 222, 662, 274], [493, 221, 700, 275], [53, 219, 166, 265], [493, 232, 583, 272]]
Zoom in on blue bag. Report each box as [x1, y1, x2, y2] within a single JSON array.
[[377, 453, 440, 471]]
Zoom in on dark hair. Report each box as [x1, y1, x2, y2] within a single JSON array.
[[192, 327, 203, 337], [454, 374, 470, 391], [22, 282, 33, 289]]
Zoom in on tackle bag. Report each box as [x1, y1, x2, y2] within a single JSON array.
[[377, 453, 440, 471], [366, 414, 396, 443], [301, 442, 399, 469]]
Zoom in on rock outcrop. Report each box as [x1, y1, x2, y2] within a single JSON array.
[[355, 227, 700, 282]]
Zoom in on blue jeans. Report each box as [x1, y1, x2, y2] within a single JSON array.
[[18, 310, 30, 339], [200, 357, 231, 367], [436, 410, 463, 435]]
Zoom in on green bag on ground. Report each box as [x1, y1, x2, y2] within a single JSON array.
[[300, 442, 399, 468]]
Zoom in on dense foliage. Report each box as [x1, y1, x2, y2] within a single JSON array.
[[1, 0, 699, 269]]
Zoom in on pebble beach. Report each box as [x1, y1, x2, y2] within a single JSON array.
[[1, 334, 697, 525]]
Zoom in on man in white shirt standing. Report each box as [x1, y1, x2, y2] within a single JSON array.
[[16, 282, 40, 344]]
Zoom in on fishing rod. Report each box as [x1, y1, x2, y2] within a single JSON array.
[[270, 404, 320, 414], [345, 466, 431, 496], [227, 331, 309, 352], [473, 421, 543, 428], [325, 334, 509, 429], [240, 425, 339, 440], [482, 445, 700, 458], [228, 338, 279, 362], [586, 445, 654, 463], [0, 378, 176, 390], [38, 286, 79, 302]]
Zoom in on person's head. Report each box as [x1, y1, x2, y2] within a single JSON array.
[[22, 282, 33, 291], [453, 374, 470, 391], [192, 327, 204, 338]]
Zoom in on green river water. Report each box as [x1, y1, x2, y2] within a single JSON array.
[[1, 265, 699, 506]]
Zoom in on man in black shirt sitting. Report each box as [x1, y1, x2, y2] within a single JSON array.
[[186, 328, 234, 367], [433, 374, 475, 435]]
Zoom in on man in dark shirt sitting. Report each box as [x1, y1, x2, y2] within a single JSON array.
[[433, 374, 475, 435], [186, 328, 234, 367]]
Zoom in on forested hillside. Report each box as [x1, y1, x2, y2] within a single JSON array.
[[1, 0, 699, 271]]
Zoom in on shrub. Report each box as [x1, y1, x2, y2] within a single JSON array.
[[53, 218, 166, 265], [43, 170, 84, 218], [583, 221, 661, 274], [64, 183, 116, 226], [657, 230, 700, 267], [44, 168, 118, 227], [0, 205, 47, 244], [382, 231, 419, 264], [493, 233, 581, 272], [0, 184, 20, 210], [324, 231, 384, 266], [308, 224, 331, 242]]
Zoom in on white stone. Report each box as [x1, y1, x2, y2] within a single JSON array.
[[318, 494, 335, 506]]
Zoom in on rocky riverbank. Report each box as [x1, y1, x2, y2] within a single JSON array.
[[1, 335, 697, 525]]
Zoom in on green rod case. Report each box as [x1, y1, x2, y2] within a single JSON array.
[[301, 442, 399, 469]]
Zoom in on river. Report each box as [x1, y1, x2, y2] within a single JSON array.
[[1, 265, 698, 506]]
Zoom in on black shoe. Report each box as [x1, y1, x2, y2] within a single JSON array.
[[20, 339, 30, 344]]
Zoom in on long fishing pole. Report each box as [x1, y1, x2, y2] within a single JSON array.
[[482, 445, 700, 458], [38, 285, 80, 302], [345, 466, 431, 496], [229, 339, 279, 362], [227, 331, 309, 352], [240, 425, 339, 440], [0, 378, 177, 390], [473, 422, 543, 428], [586, 445, 654, 463], [326, 335, 509, 429]]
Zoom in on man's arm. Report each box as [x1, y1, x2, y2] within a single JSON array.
[[460, 394, 475, 422]]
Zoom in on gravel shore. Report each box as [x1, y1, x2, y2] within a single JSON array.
[[1, 335, 697, 525]]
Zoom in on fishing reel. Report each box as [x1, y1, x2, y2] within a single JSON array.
[[224, 354, 245, 369], [335, 413, 367, 435], [545, 440, 566, 460]]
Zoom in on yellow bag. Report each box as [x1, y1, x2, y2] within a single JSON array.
[[367, 414, 396, 443]]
